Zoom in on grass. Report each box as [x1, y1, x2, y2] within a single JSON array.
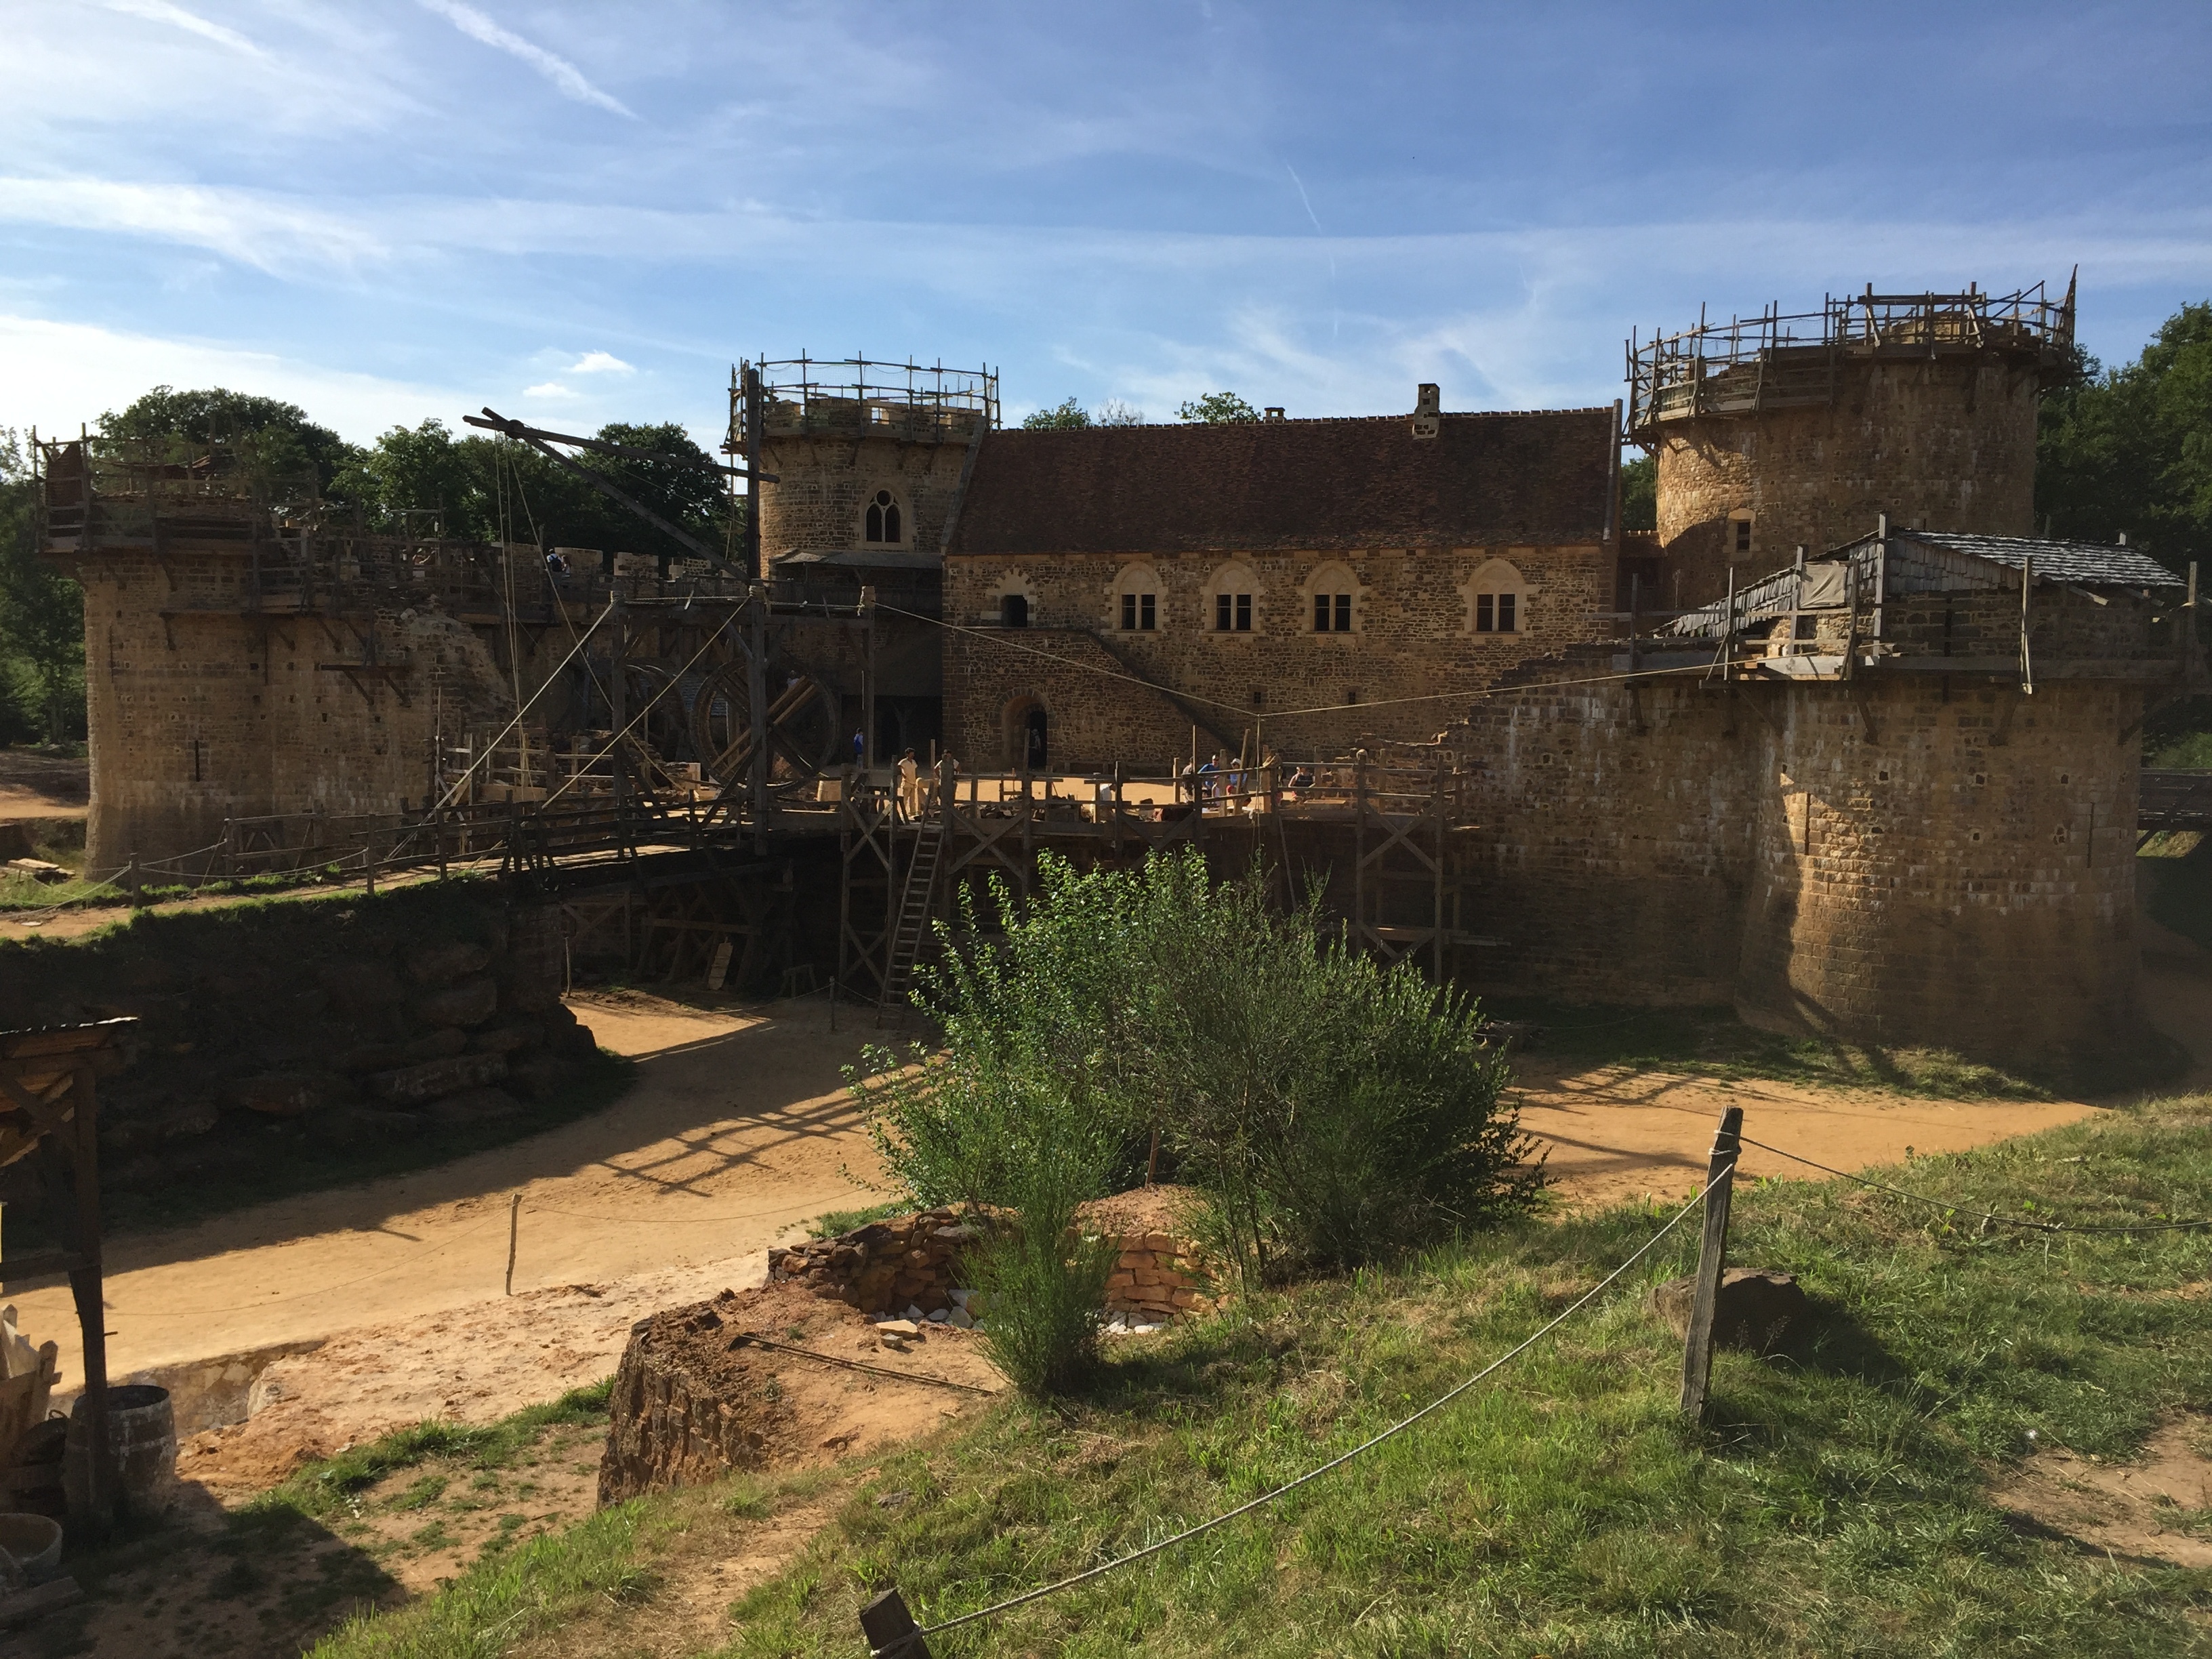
[[806, 1201, 907, 1240], [305, 1092, 2212, 1657], [255, 1380, 614, 1522], [1481, 995, 2189, 1100]]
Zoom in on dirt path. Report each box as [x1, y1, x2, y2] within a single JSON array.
[[13, 989, 890, 1401], [0, 747, 87, 820], [7, 961, 2202, 1470]]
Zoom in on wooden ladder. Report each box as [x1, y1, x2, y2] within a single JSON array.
[[876, 818, 945, 1025]]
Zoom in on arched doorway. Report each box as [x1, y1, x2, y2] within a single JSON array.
[[1004, 696, 1048, 772]]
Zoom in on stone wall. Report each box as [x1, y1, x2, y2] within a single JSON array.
[[1443, 632, 2146, 1061], [78, 544, 520, 868], [941, 542, 1610, 769], [1654, 356, 2039, 607], [756, 429, 977, 562], [0, 886, 599, 1196]]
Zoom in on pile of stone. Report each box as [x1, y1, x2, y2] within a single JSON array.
[[766, 1208, 982, 1316], [769, 1205, 1220, 1326]]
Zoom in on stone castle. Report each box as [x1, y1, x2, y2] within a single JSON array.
[[39, 281, 2200, 1065]]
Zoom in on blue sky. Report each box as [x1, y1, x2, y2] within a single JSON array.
[[3, 1, 2210, 451]]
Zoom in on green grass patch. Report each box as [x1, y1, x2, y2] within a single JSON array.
[[255, 1380, 613, 1522], [328, 1092, 2212, 1657], [807, 1200, 907, 1240]]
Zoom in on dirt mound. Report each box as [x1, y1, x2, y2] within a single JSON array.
[[599, 1280, 1002, 1505]]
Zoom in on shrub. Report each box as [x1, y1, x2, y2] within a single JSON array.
[[850, 849, 1539, 1388], [1143, 855, 1538, 1285]]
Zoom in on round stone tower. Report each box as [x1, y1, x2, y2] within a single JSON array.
[[1631, 281, 2075, 606], [737, 356, 998, 569]]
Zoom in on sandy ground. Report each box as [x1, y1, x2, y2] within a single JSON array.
[[13, 989, 890, 1410], [0, 954, 2200, 1486], [0, 748, 87, 821]]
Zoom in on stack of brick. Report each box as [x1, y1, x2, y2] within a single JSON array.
[[1106, 1231, 1216, 1322]]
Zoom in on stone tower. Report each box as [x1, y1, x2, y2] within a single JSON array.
[[1630, 281, 2075, 605], [736, 356, 998, 570]]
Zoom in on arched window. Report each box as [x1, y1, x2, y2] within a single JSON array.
[[1462, 557, 1533, 636], [988, 573, 1038, 628], [1203, 561, 1260, 634], [1002, 594, 1029, 628], [1109, 562, 1164, 632], [864, 488, 905, 546], [1302, 561, 1363, 634]]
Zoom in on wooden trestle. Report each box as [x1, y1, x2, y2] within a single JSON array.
[[834, 754, 1470, 1020]]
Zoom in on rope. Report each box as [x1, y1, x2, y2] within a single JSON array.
[[882, 602, 1723, 726], [1738, 1136, 2212, 1233], [536, 615, 737, 812], [431, 599, 616, 811], [901, 1176, 1715, 1646]]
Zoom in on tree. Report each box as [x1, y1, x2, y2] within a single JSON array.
[[327, 419, 496, 538], [98, 386, 361, 497], [1619, 454, 1656, 532], [1022, 397, 1090, 430], [2037, 303, 2212, 573], [0, 430, 85, 745], [1176, 391, 1261, 424]]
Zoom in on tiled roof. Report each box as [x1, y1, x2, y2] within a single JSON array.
[[945, 409, 1616, 558], [1890, 530, 2185, 590]]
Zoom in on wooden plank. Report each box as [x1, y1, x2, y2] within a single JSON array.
[[0, 1576, 83, 1626], [1679, 1105, 1744, 1422]]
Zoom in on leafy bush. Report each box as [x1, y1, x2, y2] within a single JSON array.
[[851, 850, 1538, 1390], [1143, 855, 1537, 1284]]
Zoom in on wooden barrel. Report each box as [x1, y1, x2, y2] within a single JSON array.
[[63, 1385, 178, 1527]]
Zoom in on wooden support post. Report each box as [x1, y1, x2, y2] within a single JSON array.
[[68, 1063, 110, 1534], [1679, 1105, 1744, 1423], [505, 1193, 520, 1296], [749, 584, 771, 855], [861, 585, 878, 775], [859, 1588, 932, 1658]]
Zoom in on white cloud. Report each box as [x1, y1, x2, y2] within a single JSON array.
[[414, 0, 635, 119], [0, 176, 388, 275], [0, 313, 469, 445], [103, 0, 264, 58], [521, 382, 577, 399], [568, 350, 634, 375]]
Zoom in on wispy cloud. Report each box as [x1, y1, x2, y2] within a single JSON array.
[[103, 0, 264, 58], [0, 176, 388, 274], [414, 0, 634, 119], [522, 381, 578, 399], [568, 350, 633, 374]]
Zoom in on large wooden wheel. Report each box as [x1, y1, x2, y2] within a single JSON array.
[[689, 659, 840, 790]]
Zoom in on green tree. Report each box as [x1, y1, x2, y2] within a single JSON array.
[[327, 419, 496, 537], [98, 386, 361, 497], [1022, 397, 1090, 430], [0, 430, 86, 745], [1619, 454, 1656, 532], [2037, 303, 2212, 572], [1176, 391, 1261, 424]]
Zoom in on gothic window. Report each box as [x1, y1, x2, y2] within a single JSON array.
[[1110, 562, 1163, 632], [1204, 562, 1260, 633], [1462, 556, 1532, 636], [1304, 562, 1361, 632], [864, 489, 904, 545]]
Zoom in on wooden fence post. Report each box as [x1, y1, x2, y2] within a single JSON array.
[[1679, 1104, 1744, 1422], [859, 1588, 932, 1658]]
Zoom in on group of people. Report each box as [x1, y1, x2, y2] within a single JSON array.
[[1179, 753, 1315, 810]]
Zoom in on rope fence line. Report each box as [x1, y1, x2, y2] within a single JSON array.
[[870, 1173, 1721, 1654], [1737, 1136, 2212, 1233]]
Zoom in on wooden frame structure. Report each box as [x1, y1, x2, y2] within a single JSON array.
[[0, 1019, 136, 1532], [834, 754, 1465, 1012]]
